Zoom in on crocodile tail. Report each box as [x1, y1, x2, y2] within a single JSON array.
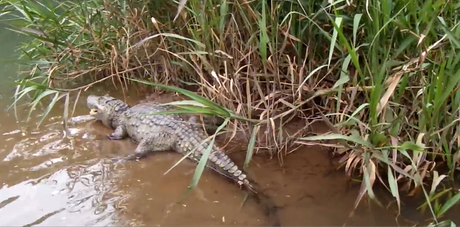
[[202, 155, 281, 226], [257, 191, 282, 227], [205, 149, 281, 226], [245, 178, 282, 227], [178, 136, 282, 226]]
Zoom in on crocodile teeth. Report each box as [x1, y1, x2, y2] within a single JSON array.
[[89, 109, 98, 115]]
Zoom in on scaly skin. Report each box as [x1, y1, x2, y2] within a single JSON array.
[[87, 94, 256, 189]]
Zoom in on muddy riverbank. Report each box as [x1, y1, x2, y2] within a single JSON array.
[[0, 87, 405, 226]]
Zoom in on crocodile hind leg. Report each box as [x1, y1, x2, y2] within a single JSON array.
[[124, 132, 178, 161], [107, 125, 128, 140]]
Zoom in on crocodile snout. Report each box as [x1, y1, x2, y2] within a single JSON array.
[[86, 95, 100, 109]]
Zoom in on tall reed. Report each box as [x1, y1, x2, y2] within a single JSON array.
[[1, 0, 460, 225]]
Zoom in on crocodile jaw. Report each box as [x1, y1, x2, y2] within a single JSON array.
[[89, 108, 98, 116], [87, 95, 108, 121], [86, 94, 129, 129]]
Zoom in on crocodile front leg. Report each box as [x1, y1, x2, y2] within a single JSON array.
[[108, 125, 128, 140]]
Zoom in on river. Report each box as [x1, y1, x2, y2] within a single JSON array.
[[0, 22, 455, 226]]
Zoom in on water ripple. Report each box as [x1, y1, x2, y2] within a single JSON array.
[[0, 113, 129, 226], [2, 116, 96, 163], [0, 161, 127, 226]]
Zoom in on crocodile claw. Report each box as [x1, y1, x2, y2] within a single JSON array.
[[110, 157, 127, 165], [110, 157, 122, 163], [109, 154, 139, 165], [125, 154, 140, 161], [107, 135, 117, 140]]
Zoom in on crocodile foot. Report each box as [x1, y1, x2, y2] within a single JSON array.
[[107, 135, 119, 140], [124, 154, 141, 161], [110, 157, 126, 165], [110, 155, 139, 164]]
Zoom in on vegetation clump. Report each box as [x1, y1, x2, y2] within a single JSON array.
[[1, 0, 460, 225]]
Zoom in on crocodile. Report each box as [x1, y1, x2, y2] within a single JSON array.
[[86, 94, 281, 226]]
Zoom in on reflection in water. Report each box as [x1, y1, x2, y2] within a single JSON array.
[[0, 110, 126, 226], [0, 165, 128, 226]]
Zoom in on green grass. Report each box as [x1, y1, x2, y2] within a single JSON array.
[[1, 0, 460, 225]]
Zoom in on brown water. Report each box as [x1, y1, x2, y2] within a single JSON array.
[[0, 24, 454, 227], [0, 88, 395, 226]]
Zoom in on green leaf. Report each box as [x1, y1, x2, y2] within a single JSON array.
[[244, 124, 260, 169], [437, 191, 460, 217], [387, 166, 401, 211], [126, 78, 230, 116], [399, 141, 424, 151], [328, 17, 342, 67], [189, 118, 230, 189], [298, 133, 374, 148]]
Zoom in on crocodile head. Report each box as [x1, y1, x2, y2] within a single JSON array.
[[87, 94, 129, 129]]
